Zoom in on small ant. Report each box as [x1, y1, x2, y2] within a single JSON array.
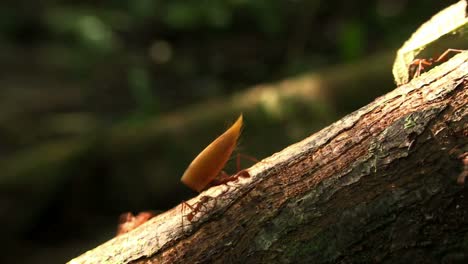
[[116, 211, 155, 236], [181, 186, 238, 226], [182, 196, 214, 222], [181, 169, 250, 225], [409, 49, 463, 79]]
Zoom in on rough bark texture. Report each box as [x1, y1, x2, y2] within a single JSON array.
[[69, 52, 468, 264]]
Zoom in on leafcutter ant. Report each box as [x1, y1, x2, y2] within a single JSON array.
[[182, 196, 214, 223], [116, 211, 155, 236], [181, 114, 256, 192], [180, 187, 235, 227], [409, 49, 463, 80]]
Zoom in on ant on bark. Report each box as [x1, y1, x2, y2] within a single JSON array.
[[181, 167, 252, 225], [182, 196, 215, 222], [115, 115, 256, 234], [181, 115, 250, 192], [180, 114, 257, 223], [116, 211, 156, 236], [180, 187, 232, 227], [409, 49, 463, 79]]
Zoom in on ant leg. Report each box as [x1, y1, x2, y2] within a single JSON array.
[[433, 49, 464, 63], [181, 200, 202, 226], [235, 153, 259, 172], [181, 203, 185, 227], [411, 59, 432, 79], [417, 60, 428, 77], [182, 200, 196, 212]]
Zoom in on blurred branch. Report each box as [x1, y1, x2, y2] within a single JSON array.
[[0, 50, 394, 250]]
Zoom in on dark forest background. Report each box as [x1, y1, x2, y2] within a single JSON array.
[[0, 1, 460, 263]]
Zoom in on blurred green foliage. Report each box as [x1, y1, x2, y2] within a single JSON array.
[[1, 0, 453, 120]]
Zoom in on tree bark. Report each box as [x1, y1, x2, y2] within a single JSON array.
[[69, 52, 468, 264]]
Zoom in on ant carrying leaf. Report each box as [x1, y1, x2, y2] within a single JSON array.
[[181, 114, 254, 192], [180, 114, 258, 225], [408, 49, 464, 79]]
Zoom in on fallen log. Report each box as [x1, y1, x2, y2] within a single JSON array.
[[69, 52, 467, 264]]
